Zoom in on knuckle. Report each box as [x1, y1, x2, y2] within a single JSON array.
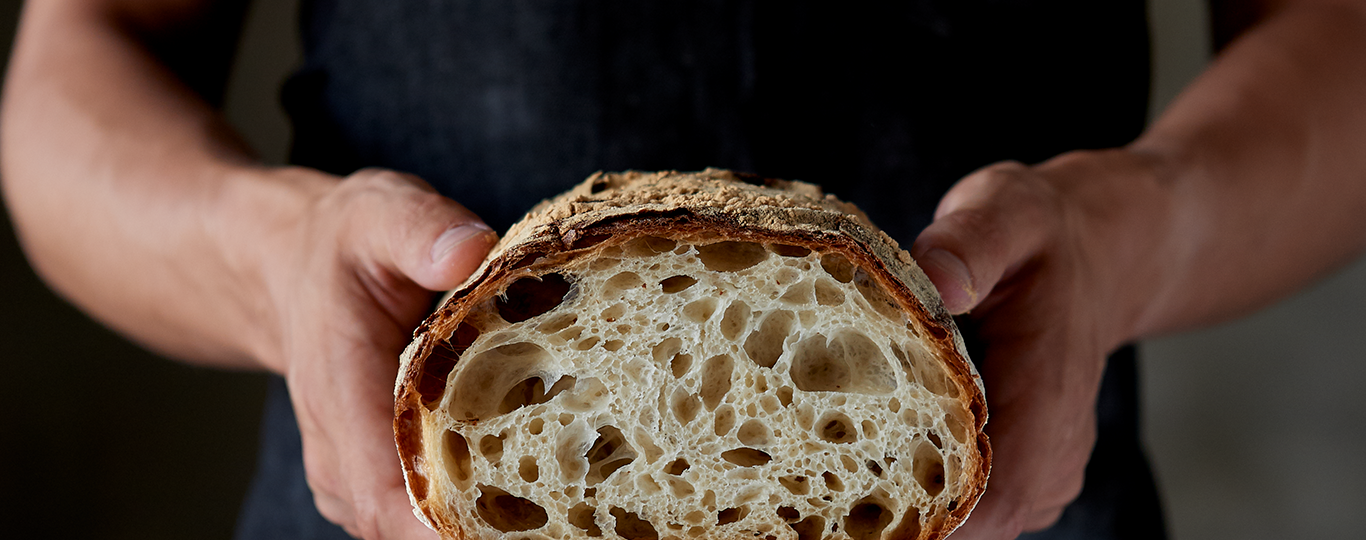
[[350, 167, 404, 184], [336, 169, 414, 204], [407, 188, 456, 217], [1023, 505, 1068, 532], [392, 191, 463, 250], [953, 162, 1053, 215], [938, 206, 1011, 254], [1058, 463, 1089, 504], [335, 170, 449, 222], [984, 490, 1047, 537], [311, 494, 355, 533], [317, 173, 426, 235], [966, 160, 1028, 187], [995, 507, 1033, 538], [943, 206, 1000, 236], [352, 503, 385, 539], [984, 159, 1030, 176], [298, 443, 343, 508], [1023, 471, 1087, 532], [400, 193, 476, 249], [303, 469, 337, 503], [1046, 149, 1105, 170], [301, 452, 328, 487], [349, 168, 433, 193]]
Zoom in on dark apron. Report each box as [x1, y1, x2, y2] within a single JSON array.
[[236, 1, 1165, 538]]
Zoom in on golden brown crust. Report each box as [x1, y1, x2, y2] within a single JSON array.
[[394, 168, 990, 539]]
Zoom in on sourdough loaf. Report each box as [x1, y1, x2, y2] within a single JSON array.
[[394, 169, 990, 540]]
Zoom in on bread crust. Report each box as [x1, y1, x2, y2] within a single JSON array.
[[394, 169, 990, 540]]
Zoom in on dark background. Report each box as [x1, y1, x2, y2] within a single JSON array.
[[1, 1, 1363, 539]]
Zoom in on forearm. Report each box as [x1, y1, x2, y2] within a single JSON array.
[[1125, 1, 1366, 337], [0, 1, 320, 370], [904, 4, 1366, 536]]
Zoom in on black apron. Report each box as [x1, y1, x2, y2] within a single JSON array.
[[236, 1, 1166, 538]]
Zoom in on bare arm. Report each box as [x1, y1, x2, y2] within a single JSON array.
[[1, 0, 284, 368], [1131, 0, 1366, 336], [1, 2, 493, 537], [909, 1, 1366, 537]]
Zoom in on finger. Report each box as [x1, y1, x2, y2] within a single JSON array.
[[342, 399, 441, 540], [947, 504, 1021, 540], [911, 162, 1056, 314], [313, 489, 359, 536], [951, 430, 1087, 539], [343, 169, 499, 291], [298, 403, 355, 530], [950, 293, 1101, 538], [376, 482, 441, 539], [331, 336, 441, 540], [950, 420, 1087, 539], [303, 436, 367, 537], [288, 307, 435, 538]]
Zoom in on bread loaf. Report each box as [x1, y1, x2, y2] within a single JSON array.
[[394, 169, 990, 540]]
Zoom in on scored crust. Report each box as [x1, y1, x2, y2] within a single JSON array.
[[394, 169, 990, 540]]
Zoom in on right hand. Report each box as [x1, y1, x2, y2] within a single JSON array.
[[260, 167, 497, 538]]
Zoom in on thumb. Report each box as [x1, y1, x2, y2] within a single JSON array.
[[346, 169, 499, 291], [911, 162, 1053, 314]]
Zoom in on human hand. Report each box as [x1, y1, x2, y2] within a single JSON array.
[[911, 150, 1171, 538], [259, 167, 497, 539]]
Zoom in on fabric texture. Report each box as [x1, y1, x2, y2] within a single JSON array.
[[237, 1, 1166, 538]]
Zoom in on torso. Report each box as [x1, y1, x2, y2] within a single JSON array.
[[284, 0, 1149, 238], [238, 3, 1163, 539]]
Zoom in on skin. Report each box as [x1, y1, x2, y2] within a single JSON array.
[[3, 2, 492, 538], [912, 1, 1366, 536], [3, 1, 1366, 539]]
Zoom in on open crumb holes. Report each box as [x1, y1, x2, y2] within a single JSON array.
[[475, 485, 548, 532]]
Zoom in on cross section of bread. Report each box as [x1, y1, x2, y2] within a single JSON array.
[[395, 169, 990, 540]]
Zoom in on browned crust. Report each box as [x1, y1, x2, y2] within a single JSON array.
[[393, 168, 990, 540]]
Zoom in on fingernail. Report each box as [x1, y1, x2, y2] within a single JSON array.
[[431, 222, 493, 264], [920, 248, 977, 313]]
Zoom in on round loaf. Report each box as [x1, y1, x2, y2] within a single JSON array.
[[394, 169, 990, 540]]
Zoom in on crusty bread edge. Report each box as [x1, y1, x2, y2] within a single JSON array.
[[393, 169, 991, 540]]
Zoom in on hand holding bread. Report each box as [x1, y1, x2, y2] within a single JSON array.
[[265, 168, 497, 539], [911, 151, 1172, 538]]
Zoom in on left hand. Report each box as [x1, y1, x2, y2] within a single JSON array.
[[259, 167, 497, 539], [911, 149, 1171, 538]]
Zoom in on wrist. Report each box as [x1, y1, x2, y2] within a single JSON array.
[[1034, 147, 1181, 349], [212, 165, 337, 374]]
